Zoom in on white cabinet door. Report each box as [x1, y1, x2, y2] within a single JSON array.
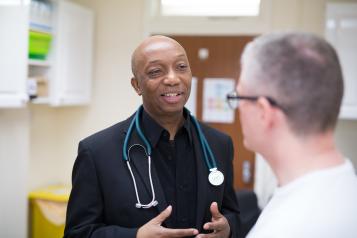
[[0, 3, 29, 108], [326, 3, 357, 119], [50, 0, 93, 106]]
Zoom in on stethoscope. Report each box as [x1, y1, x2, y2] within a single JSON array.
[[122, 105, 224, 209]]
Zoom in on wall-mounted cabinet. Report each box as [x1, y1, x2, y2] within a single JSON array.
[[0, 5, 29, 108], [0, 0, 93, 108], [325, 3, 357, 120]]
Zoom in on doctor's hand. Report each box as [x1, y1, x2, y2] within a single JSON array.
[[137, 205, 199, 238], [196, 202, 230, 238]]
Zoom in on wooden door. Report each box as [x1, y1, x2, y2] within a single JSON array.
[[171, 36, 255, 190]]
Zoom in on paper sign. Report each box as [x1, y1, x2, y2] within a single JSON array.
[[202, 78, 235, 123]]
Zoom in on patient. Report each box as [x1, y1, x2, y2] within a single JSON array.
[[227, 32, 357, 238]]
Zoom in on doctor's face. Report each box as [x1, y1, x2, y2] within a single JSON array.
[[132, 36, 192, 118]]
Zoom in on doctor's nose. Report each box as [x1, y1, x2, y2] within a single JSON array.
[[164, 69, 180, 86]]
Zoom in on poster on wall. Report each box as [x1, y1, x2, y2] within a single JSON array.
[[185, 77, 197, 116], [202, 78, 235, 123]]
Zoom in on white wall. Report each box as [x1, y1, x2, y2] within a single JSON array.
[[0, 109, 29, 238], [147, 0, 326, 36], [336, 120, 357, 160]]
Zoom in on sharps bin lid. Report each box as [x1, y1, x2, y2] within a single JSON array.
[[29, 185, 71, 202]]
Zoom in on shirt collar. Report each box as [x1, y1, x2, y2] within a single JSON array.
[[141, 109, 193, 148]]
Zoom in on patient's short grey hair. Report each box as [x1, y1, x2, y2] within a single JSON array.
[[241, 32, 343, 136]]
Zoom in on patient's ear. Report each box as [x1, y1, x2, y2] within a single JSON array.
[[131, 77, 142, 95], [257, 97, 276, 129]]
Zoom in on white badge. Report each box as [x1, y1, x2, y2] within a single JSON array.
[[208, 169, 224, 186]]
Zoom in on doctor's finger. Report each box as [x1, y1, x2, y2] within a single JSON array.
[[203, 216, 229, 231], [152, 205, 172, 224], [161, 227, 198, 237], [203, 220, 225, 231], [209, 202, 223, 219]]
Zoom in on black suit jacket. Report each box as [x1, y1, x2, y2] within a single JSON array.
[[64, 113, 240, 238]]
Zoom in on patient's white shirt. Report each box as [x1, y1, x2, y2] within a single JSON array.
[[247, 159, 357, 238]]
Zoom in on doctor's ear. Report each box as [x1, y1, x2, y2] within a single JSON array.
[[131, 77, 142, 96]]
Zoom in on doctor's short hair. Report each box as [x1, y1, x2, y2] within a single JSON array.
[[241, 32, 344, 136]]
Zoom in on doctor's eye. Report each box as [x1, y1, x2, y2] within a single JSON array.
[[147, 68, 163, 78], [176, 63, 188, 72]]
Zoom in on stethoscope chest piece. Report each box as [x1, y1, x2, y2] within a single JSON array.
[[208, 168, 224, 186]]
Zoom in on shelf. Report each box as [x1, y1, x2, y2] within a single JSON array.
[[28, 59, 51, 67], [31, 97, 50, 104], [29, 24, 53, 35]]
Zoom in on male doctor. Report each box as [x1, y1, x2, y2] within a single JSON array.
[[64, 35, 240, 238]]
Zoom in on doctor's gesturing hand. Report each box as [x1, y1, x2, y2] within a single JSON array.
[[196, 202, 231, 238], [136, 205, 199, 238]]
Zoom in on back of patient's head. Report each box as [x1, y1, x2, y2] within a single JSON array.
[[241, 32, 344, 136]]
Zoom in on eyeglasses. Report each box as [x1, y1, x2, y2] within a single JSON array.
[[226, 91, 285, 111]]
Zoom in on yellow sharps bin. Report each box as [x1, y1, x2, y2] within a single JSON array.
[[29, 185, 71, 238]]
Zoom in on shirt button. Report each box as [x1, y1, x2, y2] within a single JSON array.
[[179, 184, 186, 190], [163, 131, 169, 139]]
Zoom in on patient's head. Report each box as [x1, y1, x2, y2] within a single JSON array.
[[239, 32, 344, 137]]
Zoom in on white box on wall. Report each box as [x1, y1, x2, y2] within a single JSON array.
[[325, 3, 357, 120]]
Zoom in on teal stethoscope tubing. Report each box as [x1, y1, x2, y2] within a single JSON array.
[[190, 112, 217, 170], [122, 105, 220, 208]]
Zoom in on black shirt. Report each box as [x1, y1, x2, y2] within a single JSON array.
[[142, 110, 197, 229]]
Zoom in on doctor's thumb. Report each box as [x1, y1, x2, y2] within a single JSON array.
[[154, 205, 172, 224], [210, 202, 222, 218]]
